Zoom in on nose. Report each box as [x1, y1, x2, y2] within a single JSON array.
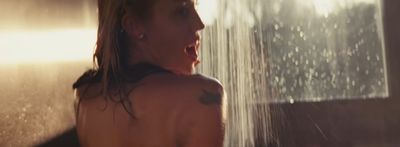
[[193, 10, 205, 31]]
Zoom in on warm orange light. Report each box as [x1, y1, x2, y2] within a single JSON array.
[[0, 29, 96, 64]]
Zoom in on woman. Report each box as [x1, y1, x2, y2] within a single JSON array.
[[72, 0, 225, 146]]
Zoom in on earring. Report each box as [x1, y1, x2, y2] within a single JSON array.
[[138, 34, 145, 40]]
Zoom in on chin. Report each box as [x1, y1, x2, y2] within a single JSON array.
[[166, 61, 197, 75], [180, 64, 196, 75], [182, 66, 195, 75]]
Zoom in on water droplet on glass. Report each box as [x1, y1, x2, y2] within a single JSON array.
[[274, 24, 279, 30], [289, 99, 295, 104]]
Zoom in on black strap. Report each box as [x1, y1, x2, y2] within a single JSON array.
[[73, 62, 171, 89], [125, 62, 172, 84]]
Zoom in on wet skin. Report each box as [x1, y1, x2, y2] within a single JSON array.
[[76, 0, 224, 146], [76, 74, 224, 147]]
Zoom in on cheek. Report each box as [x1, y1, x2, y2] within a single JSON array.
[[146, 32, 184, 65], [154, 33, 183, 54], [146, 19, 191, 64], [150, 27, 185, 52], [150, 24, 177, 44]]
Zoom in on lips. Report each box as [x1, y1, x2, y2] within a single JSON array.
[[184, 41, 199, 61]]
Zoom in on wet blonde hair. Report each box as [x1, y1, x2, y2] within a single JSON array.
[[74, 0, 155, 92], [73, 0, 156, 117], [94, 0, 155, 93]]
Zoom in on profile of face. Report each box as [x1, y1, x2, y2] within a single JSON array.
[[124, 0, 205, 75]]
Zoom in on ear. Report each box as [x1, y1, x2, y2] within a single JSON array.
[[121, 13, 145, 39]]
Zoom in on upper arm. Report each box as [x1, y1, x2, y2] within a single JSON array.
[[179, 79, 225, 147]]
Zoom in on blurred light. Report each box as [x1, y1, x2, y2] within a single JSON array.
[[197, 0, 218, 25], [0, 29, 96, 64], [309, 0, 376, 17], [313, 0, 335, 17]]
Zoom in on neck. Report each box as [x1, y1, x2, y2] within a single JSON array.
[[127, 46, 189, 75], [128, 46, 158, 66]]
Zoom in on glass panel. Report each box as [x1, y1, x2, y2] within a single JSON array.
[[266, 0, 388, 102], [197, 0, 387, 146], [198, 0, 388, 103]]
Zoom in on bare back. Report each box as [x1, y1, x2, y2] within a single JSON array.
[[75, 74, 225, 147]]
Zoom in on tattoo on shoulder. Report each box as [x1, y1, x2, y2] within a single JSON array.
[[199, 90, 222, 105]]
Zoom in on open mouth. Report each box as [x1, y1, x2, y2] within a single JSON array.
[[185, 43, 198, 61]]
